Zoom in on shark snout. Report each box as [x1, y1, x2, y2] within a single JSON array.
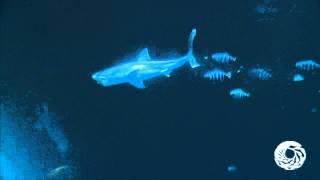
[[91, 72, 99, 81], [91, 72, 107, 83]]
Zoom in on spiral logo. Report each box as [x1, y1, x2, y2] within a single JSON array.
[[274, 141, 306, 170]]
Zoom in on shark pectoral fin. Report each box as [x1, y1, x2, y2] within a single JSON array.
[[163, 71, 171, 77], [137, 48, 151, 62], [129, 79, 145, 89], [160, 69, 171, 77]]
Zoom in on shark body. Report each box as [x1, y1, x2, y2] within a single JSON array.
[[91, 29, 200, 89]]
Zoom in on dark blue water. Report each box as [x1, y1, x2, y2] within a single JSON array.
[[1, 0, 320, 179]]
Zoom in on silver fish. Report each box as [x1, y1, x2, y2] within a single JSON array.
[[211, 52, 237, 63], [295, 60, 320, 71], [229, 88, 250, 99], [203, 68, 232, 81]]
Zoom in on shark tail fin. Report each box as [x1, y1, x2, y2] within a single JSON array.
[[226, 72, 232, 79], [187, 29, 200, 68]]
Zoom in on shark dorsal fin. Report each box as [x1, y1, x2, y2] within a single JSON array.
[[137, 48, 151, 62]]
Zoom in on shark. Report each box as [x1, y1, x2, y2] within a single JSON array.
[[91, 29, 200, 89]]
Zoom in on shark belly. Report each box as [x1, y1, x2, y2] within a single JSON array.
[[127, 61, 183, 89]]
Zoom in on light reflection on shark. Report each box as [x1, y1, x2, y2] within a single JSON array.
[[91, 29, 200, 89]]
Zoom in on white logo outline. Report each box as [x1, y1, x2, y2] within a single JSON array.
[[274, 141, 306, 170]]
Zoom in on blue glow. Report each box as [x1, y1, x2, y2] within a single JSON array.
[[1, 103, 45, 178], [92, 29, 200, 89], [0, 154, 17, 179], [255, 4, 278, 14], [203, 68, 232, 81], [295, 60, 320, 71], [248, 68, 272, 80], [229, 88, 250, 99], [293, 74, 304, 82], [0, 102, 75, 179], [211, 52, 236, 63], [227, 165, 237, 173]]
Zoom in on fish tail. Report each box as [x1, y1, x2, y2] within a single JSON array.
[[186, 29, 200, 68], [226, 72, 232, 79]]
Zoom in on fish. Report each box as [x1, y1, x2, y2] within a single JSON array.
[[47, 165, 70, 177], [295, 60, 320, 71], [211, 52, 236, 63], [91, 29, 200, 89], [235, 66, 244, 74], [47, 165, 76, 179], [203, 68, 232, 81], [293, 74, 304, 82], [229, 88, 250, 99], [248, 68, 272, 80]]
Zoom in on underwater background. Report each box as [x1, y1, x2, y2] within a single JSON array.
[[1, 0, 320, 179]]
